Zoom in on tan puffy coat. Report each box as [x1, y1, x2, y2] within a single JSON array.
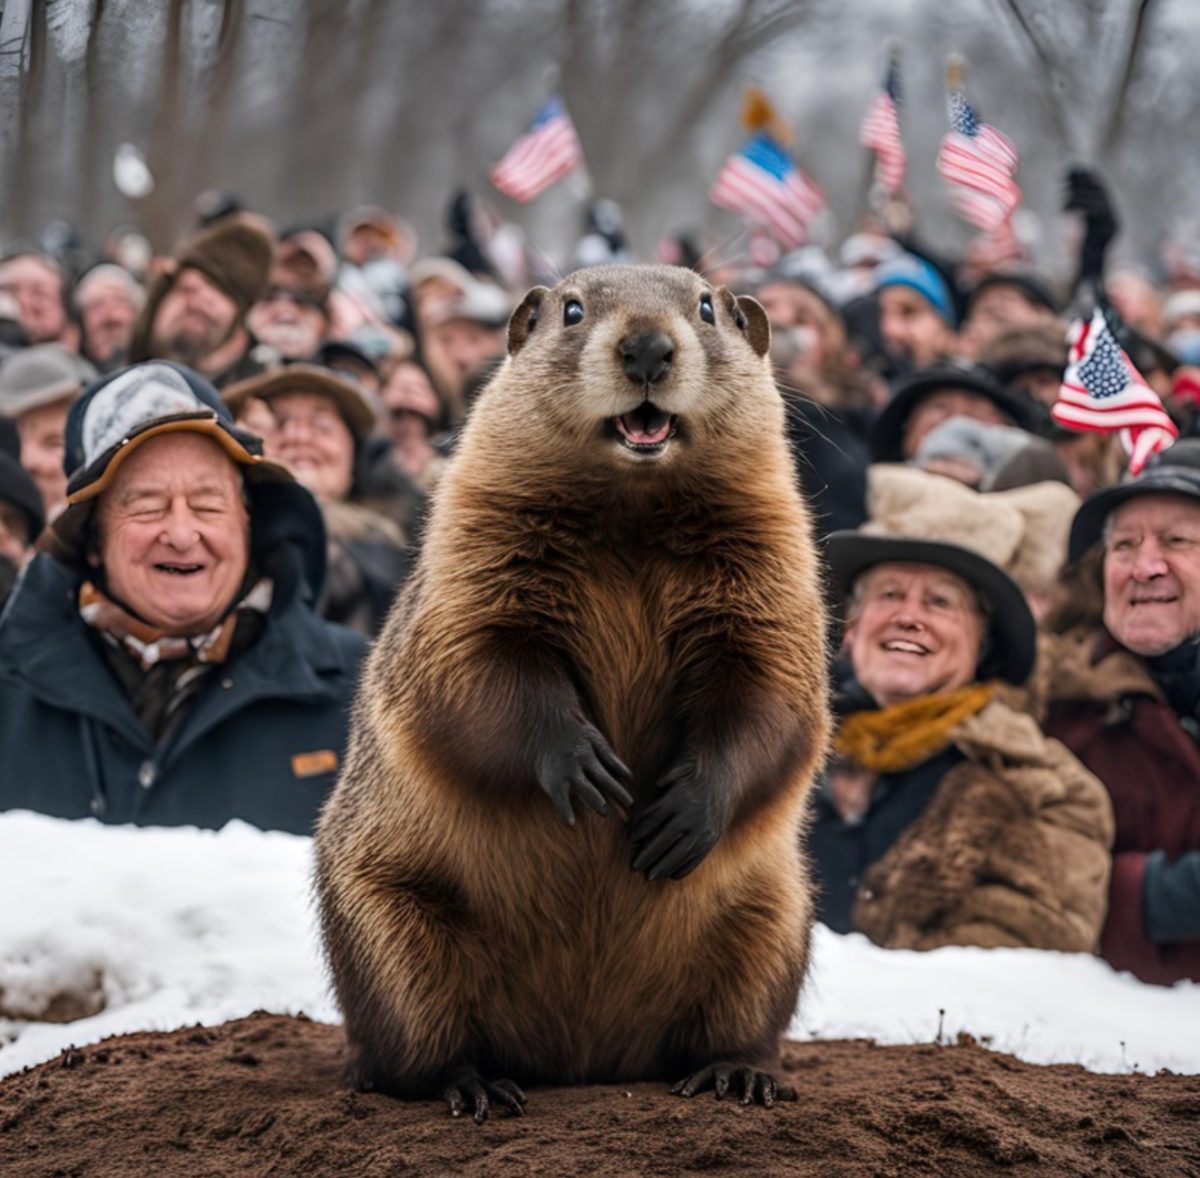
[[851, 699, 1115, 953]]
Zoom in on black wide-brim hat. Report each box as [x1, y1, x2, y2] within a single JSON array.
[[825, 531, 1037, 685], [1068, 440, 1200, 563], [869, 361, 1047, 463]]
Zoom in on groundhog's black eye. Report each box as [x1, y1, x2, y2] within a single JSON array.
[[563, 299, 584, 326], [699, 294, 715, 325]]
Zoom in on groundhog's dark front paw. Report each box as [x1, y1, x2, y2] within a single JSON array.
[[670, 1062, 797, 1107], [443, 1067, 527, 1123], [629, 760, 728, 880], [535, 721, 633, 826]]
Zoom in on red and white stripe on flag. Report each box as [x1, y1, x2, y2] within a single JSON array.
[[859, 93, 906, 194], [709, 158, 823, 251], [489, 105, 583, 204], [1052, 309, 1179, 474], [937, 126, 1020, 232]]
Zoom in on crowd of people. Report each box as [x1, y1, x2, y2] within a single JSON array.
[[0, 171, 1196, 987]]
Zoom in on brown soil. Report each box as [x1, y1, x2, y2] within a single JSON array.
[[1, 1012, 1197, 1177]]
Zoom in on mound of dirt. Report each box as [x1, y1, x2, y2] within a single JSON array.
[[1, 1013, 1197, 1176]]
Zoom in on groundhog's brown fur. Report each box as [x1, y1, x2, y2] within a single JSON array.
[[315, 264, 830, 1104]]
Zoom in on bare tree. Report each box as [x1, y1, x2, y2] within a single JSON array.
[[0, 0, 1199, 270]]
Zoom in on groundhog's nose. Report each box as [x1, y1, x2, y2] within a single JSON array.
[[620, 331, 674, 386]]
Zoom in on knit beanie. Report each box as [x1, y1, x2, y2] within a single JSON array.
[[128, 213, 276, 363]]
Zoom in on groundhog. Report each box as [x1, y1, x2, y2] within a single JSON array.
[[314, 263, 830, 1121]]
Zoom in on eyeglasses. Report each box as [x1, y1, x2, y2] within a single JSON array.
[[387, 407, 434, 424], [261, 286, 325, 311]]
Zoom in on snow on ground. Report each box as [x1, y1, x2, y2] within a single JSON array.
[[1, 811, 1197, 1079]]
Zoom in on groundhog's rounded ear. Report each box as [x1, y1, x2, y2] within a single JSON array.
[[508, 286, 550, 356], [734, 294, 771, 358]]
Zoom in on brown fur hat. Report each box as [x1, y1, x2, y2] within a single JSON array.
[[866, 464, 1025, 570], [175, 213, 276, 314], [128, 214, 276, 363], [866, 464, 1079, 596], [991, 480, 1081, 591]]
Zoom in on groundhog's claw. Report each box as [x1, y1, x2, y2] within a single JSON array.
[[670, 1063, 797, 1107], [630, 761, 727, 879], [536, 722, 633, 826], [443, 1068, 527, 1123]]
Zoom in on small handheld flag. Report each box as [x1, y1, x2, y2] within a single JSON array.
[[710, 90, 823, 251], [1053, 308, 1179, 474], [936, 61, 1020, 233], [860, 50, 906, 195], [489, 97, 583, 204]]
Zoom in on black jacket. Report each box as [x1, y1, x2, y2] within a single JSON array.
[[782, 394, 869, 539], [807, 668, 963, 932], [0, 553, 364, 834]]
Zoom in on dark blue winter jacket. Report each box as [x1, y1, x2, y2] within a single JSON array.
[[0, 552, 365, 835]]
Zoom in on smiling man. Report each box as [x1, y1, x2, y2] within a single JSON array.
[[0, 361, 364, 833], [1044, 440, 1200, 984], [808, 517, 1112, 955], [128, 213, 276, 388]]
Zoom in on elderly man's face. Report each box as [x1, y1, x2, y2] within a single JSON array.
[[267, 390, 355, 503], [77, 276, 139, 367], [846, 562, 986, 707], [902, 388, 1014, 459], [96, 433, 249, 637], [0, 255, 67, 344], [878, 286, 956, 370], [150, 268, 238, 367], [1103, 494, 1200, 656]]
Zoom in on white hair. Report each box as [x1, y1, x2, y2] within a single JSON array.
[[75, 264, 146, 312]]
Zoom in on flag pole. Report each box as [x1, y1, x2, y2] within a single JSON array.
[[945, 53, 964, 98]]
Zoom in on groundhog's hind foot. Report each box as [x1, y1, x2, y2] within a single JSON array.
[[443, 1067, 527, 1123], [670, 1062, 798, 1107]]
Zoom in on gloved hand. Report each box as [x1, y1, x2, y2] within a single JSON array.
[[1064, 166, 1119, 284]]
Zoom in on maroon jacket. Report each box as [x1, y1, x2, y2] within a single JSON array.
[[1043, 628, 1200, 985]]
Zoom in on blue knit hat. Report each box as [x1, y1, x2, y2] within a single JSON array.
[[874, 253, 957, 327]]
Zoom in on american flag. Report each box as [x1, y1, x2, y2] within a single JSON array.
[[709, 133, 824, 250], [489, 97, 583, 204], [859, 55, 906, 194], [936, 86, 1021, 232], [1053, 308, 1179, 474]]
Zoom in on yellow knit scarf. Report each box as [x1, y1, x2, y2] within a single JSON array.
[[835, 682, 996, 774]]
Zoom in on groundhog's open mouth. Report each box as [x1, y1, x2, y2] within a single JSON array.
[[611, 402, 677, 456]]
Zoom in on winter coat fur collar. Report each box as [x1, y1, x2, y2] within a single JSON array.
[[851, 698, 1114, 954]]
